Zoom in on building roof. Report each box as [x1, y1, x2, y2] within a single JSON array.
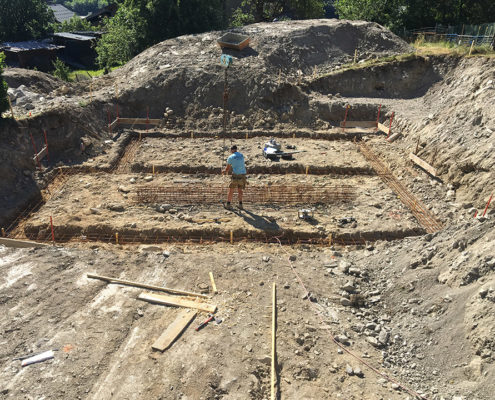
[[49, 4, 76, 23], [1, 41, 64, 52], [53, 32, 95, 41]]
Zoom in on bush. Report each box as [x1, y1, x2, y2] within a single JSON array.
[[52, 58, 71, 81], [0, 52, 9, 117]]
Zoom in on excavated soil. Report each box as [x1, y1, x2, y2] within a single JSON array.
[[1, 18, 494, 400]]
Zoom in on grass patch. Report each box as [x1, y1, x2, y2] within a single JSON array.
[[413, 36, 495, 57], [68, 66, 120, 81]]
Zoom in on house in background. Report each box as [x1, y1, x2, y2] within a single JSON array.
[[52, 32, 101, 68], [83, 3, 118, 25], [0, 41, 65, 71], [48, 4, 78, 23]]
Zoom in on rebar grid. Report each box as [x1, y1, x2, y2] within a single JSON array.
[[358, 142, 443, 233], [135, 184, 356, 205]]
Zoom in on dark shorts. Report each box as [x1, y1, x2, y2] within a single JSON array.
[[230, 174, 247, 189]]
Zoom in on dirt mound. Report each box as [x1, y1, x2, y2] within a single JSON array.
[[3, 68, 62, 95]]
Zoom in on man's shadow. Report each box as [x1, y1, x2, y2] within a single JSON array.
[[231, 207, 280, 231]]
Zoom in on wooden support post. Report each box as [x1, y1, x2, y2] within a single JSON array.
[[375, 104, 382, 132], [87, 273, 208, 298], [50, 216, 55, 244], [305, 166, 309, 175], [30, 133, 42, 171], [387, 112, 394, 139], [43, 130, 49, 163], [328, 233, 332, 246], [8, 97, 15, 119], [469, 39, 475, 56], [271, 282, 277, 400], [152, 165, 155, 175], [230, 230, 234, 244], [482, 194, 493, 217], [139, 132, 142, 141], [115, 232, 119, 245], [209, 272, 218, 294]]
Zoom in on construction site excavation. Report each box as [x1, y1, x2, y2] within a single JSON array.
[[1, 19, 495, 400]]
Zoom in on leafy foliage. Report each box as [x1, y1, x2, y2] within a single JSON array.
[[96, 0, 227, 68], [334, 0, 495, 31], [54, 15, 99, 32], [60, 0, 110, 15], [52, 58, 71, 81], [231, 0, 324, 25], [0, 52, 9, 117], [0, 0, 55, 41]]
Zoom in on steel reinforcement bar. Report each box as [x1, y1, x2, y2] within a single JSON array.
[[358, 142, 443, 233], [135, 184, 356, 205]]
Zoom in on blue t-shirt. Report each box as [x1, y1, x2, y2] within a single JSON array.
[[227, 152, 246, 175]]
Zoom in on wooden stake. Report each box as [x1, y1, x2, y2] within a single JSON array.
[[293, 133, 295, 139], [278, 69, 281, 85], [87, 273, 209, 298], [115, 232, 119, 245], [152, 165, 155, 175], [305, 165, 309, 175], [271, 282, 277, 400], [230, 230, 234, 244], [50, 216, 55, 244], [191, 132, 194, 139], [7, 97, 15, 119], [354, 49, 358, 64], [209, 272, 218, 294], [1, 228, 5, 237], [246, 132, 248, 139], [469, 39, 475, 56], [328, 233, 332, 246]]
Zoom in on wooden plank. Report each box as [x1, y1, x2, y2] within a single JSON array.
[[339, 121, 377, 128], [0, 238, 49, 248], [209, 272, 217, 294], [409, 153, 438, 177], [117, 118, 162, 125], [109, 118, 119, 131], [271, 282, 277, 400], [377, 122, 390, 135], [32, 146, 47, 163], [387, 132, 402, 142], [138, 292, 217, 313], [87, 273, 208, 298], [152, 310, 197, 351]]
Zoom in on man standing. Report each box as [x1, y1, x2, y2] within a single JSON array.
[[223, 145, 246, 209]]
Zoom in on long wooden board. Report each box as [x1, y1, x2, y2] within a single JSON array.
[[138, 292, 217, 313], [409, 153, 438, 177], [32, 146, 47, 163], [117, 118, 162, 125], [339, 121, 377, 128], [377, 122, 390, 135], [152, 310, 197, 351], [87, 273, 208, 298], [0, 238, 49, 248]]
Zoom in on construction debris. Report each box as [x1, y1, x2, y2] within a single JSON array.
[[151, 310, 196, 351], [138, 293, 217, 313]]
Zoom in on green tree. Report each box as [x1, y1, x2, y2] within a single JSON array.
[[96, 0, 227, 68], [334, 0, 403, 30], [231, 0, 324, 25], [0, 52, 9, 117], [52, 58, 71, 81], [63, 0, 110, 15], [54, 15, 99, 32], [95, 4, 147, 68], [0, 0, 55, 42]]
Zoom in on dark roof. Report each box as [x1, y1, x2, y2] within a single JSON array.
[[53, 32, 95, 41], [83, 3, 118, 22], [1, 41, 64, 52], [49, 4, 76, 23]]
